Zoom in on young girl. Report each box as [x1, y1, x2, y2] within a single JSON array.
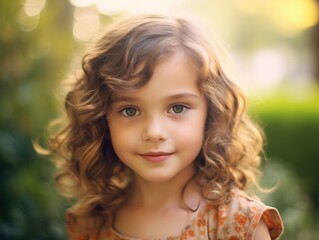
[[49, 14, 283, 239]]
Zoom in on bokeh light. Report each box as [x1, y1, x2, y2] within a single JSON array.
[[250, 49, 289, 90], [70, 0, 95, 8], [65, 0, 319, 95], [17, 8, 40, 32], [23, 0, 46, 17], [73, 6, 100, 41], [17, 0, 46, 32], [69, 0, 184, 15], [270, 0, 319, 35]]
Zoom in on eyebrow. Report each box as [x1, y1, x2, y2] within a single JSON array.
[[166, 93, 200, 101], [114, 93, 200, 103]]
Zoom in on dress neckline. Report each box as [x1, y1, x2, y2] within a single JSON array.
[[109, 203, 209, 240]]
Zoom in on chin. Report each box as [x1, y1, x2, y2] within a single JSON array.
[[139, 172, 176, 183]]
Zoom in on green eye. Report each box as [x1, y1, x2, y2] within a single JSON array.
[[121, 107, 139, 117], [170, 105, 187, 114]]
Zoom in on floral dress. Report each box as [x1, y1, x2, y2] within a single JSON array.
[[66, 189, 283, 240]]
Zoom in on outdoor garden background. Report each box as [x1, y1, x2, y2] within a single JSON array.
[[1, 0, 319, 239]]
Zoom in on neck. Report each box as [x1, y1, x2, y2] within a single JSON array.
[[126, 165, 200, 210]]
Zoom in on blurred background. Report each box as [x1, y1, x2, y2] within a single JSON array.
[[0, 0, 318, 239]]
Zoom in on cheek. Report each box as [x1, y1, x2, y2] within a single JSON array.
[[108, 123, 138, 151], [174, 119, 205, 150], [177, 128, 204, 147]]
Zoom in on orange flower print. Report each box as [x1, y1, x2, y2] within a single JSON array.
[[228, 236, 239, 240], [188, 229, 195, 237], [235, 214, 248, 226], [197, 218, 207, 227], [216, 209, 227, 226], [251, 205, 258, 212], [179, 231, 188, 239], [235, 226, 243, 234]]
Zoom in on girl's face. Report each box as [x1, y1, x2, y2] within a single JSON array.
[[107, 51, 207, 183]]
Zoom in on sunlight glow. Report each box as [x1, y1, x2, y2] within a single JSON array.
[[73, 7, 100, 41], [95, 0, 136, 14], [70, 0, 95, 8], [69, 0, 185, 41], [250, 49, 288, 89], [271, 0, 319, 34], [233, 0, 260, 15], [69, 0, 184, 14], [17, 8, 40, 32], [23, 0, 46, 17]]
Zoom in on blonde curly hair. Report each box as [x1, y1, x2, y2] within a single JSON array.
[[48, 14, 263, 225]]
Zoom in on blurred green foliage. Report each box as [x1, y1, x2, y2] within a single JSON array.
[[250, 91, 319, 240], [1, 1, 319, 239], [0, 0, 74, 239], [251, 91, 319, 210]]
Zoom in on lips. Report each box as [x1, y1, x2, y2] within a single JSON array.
[[139, 152, 173, 162]]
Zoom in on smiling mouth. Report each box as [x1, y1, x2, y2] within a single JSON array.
[[139, 152, 173, 162]]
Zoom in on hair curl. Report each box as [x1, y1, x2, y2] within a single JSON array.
[[48, 13, 263, 225]]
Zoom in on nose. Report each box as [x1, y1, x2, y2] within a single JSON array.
[[142, 116, 167, 142]]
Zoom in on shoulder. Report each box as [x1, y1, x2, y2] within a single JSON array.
[[65, 211, 107, 240], [206, 188, 283, 240]]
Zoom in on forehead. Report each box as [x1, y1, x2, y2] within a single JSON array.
[[114, 52, 201, 100]]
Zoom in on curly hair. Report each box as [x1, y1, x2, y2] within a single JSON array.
[[48, 13, 263, 225]]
